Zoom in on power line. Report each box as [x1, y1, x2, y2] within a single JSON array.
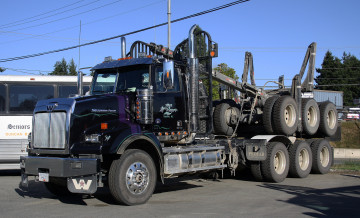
[[320, 67, 360, 70], [5, 0, 123, 32], [316, 84, 360, 87], [0, 0, 250, 63], [0, 0, 87, 28], [0, 0, 100, 30], [1, 67, 48, 75], [0, 0, 164, 46]]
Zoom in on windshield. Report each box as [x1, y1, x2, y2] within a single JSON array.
[[91, 65, 149, 94], [92, 71, 117, 94]]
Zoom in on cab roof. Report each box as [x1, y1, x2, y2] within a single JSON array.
[[91, 58, 153, 70]]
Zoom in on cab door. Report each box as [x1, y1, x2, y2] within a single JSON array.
[[152, 66, 186, 134]]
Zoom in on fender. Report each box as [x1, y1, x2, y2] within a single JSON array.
[[251, 135, 295, 147], [115, 133, 164, 183]]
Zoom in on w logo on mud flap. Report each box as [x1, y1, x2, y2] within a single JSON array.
[[72, 179, 92, 190]]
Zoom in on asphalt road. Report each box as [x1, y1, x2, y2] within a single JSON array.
[[0, 170, 359, 218]]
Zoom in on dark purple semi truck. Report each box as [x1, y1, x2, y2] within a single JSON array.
[[20, 25, 339, 205]]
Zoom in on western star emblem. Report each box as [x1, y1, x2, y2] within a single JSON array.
[[47, 103, 58, 112]]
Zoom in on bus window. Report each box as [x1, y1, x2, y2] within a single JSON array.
[[59, 85, 91, 98], [59, 86, 77, 98], [0, 84, 5, 112], [9, 85, 54, 113]]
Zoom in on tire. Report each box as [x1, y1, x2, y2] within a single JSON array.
[[250, 161, 263, 181], [109, 149, 157, 205], [261, 142, 289, 183], [311, 139, 333, 174], [318, 101, 338, 137], [263, 96, 279, 134], [273, 96, 298, 135], [301, 99, 320, 135], [213, 102, 239, 136], [44, 177, 71, 197], [288, 141, 312, 178]]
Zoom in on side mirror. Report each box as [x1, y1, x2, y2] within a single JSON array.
[[163, 60, 174, 89]]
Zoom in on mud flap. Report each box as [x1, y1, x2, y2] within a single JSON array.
[[67, 174, 97, 194], [245, 139, 267, 161]]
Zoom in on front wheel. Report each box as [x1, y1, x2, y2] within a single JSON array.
[[109, 149, 157, 205]]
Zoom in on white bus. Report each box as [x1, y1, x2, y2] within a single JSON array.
[[0, 75, 92, 170]]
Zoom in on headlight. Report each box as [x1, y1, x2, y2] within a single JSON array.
[[85, 134, 101, 143]]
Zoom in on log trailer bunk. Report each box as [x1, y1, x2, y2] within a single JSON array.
[[20, 25, 339, 205]]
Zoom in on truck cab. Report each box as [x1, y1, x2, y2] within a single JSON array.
[[91, 57, 188, 142]]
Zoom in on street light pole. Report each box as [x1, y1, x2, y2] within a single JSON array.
[[167, 0, 171, 49]]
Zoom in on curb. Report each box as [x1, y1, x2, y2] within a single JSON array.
[[334, 148, 360, 159]]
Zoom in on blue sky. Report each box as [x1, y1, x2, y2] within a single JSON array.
[[1, 0, 359, 86]]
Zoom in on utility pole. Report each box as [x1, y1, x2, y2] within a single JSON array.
[[167, 0, 171, 49]]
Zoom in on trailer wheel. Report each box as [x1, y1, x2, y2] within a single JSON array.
[[273, 96, 298, 135], [250, 161, 263, 181], [44, 177, 71, 196], [289, 141, 312, 178], [261, 142, 289, 183], [318, 101, 338, 137], [109, 149, 157, 205], [263, 96, 279, 134], [301, 99, 320, 135], [213, 102, 239, 136], [311, 139, 332, 174]]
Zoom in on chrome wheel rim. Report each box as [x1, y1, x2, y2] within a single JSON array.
[[274, 150, 286, 174], [298, 148, 310, 171], [126, 162, 149, 195]]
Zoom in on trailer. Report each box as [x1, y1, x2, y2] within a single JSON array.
[[20, 25, 338, 205]]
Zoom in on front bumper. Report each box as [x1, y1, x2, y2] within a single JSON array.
[[20, 156, 99, 177]]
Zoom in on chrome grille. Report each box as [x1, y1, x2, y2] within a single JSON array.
[[33, 112, 66, 149]]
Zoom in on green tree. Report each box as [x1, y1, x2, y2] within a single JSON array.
[[315, 51, 360, 106], [50, 58, 77, 75], [68, 59, 77, 75], [211, 63, 238, 100], [0, 67, 5, 72]]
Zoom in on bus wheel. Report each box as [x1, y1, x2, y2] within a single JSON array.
[[289, 141, 312, 178], [311, 139, 333, 174], [109, 149, 157, 205], [261, 142, 289, 183]]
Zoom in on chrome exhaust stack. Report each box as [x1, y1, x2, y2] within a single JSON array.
[[121, 37, 126, 58], [77, 71, 83, 96], [188, 24, 199, 134]]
